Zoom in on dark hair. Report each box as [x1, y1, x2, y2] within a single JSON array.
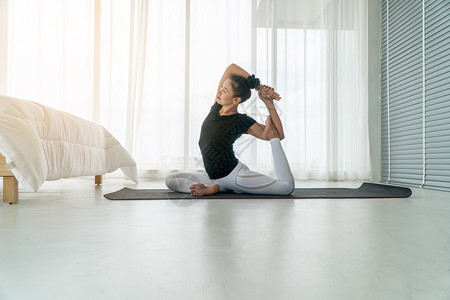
[[229, 74, 260, 103]]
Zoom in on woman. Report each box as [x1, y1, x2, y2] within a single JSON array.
[[165, 63, 295, 196]]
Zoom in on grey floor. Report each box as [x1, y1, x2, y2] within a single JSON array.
[[0, 177, 449, 300]]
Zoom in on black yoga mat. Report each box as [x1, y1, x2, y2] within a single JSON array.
[[104, 182, 412, 200]]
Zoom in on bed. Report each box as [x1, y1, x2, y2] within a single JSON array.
[[0, 95, 138, 204], [1, 154, 103, 204], [1, 154, 19, 203]]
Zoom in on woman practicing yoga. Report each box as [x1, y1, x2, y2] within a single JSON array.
[[165, 63, 295, 196]]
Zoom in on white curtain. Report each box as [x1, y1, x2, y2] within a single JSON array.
[[1, 0, 371, 181]]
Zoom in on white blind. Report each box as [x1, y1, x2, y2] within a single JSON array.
[[381, 0, 450, 191], [381, 0, 424, 187], [424, 0, 450, 191]]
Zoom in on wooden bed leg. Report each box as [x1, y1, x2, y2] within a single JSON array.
[[3, 176, 18, 204], [95, 175, 102, 185]]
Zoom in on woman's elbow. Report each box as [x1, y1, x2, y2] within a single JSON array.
[[227, 63, 238, 72]]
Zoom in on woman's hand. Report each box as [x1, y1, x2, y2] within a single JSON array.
[[258, 85, 281, 102]]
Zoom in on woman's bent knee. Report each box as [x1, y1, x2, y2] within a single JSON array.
[[165, 174, 176, 190], [165, 173, 185, 191], [280, 181, 295, 195]]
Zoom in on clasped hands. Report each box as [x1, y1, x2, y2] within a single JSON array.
[[257, 85, 281, 102]]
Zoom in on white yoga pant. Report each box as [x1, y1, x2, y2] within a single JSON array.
[[165, 138, 295, 195]]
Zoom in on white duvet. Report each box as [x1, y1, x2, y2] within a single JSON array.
[[0, 95, 138, 191]]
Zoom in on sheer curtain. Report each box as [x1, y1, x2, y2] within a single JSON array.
[[1, 0, 371, 181]]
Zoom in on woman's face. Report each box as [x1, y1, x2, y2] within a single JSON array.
[[217, 79, 240, 106]]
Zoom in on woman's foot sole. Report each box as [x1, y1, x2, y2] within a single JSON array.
[[189, 183, 220, 196]]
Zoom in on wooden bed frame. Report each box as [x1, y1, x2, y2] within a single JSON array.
[[1, 155, 102, 204]]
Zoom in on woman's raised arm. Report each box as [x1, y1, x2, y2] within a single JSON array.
[[215, 64, 250, 103], [247, 85, 285, 141]]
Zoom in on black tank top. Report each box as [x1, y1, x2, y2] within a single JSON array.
[[199, 102, 256, 179]]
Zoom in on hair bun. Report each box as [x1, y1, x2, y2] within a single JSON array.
[[246, 74, 260, 89]]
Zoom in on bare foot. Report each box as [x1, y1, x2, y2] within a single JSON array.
[[189, 183, 220, 196], [262, 116, 279, 140]]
